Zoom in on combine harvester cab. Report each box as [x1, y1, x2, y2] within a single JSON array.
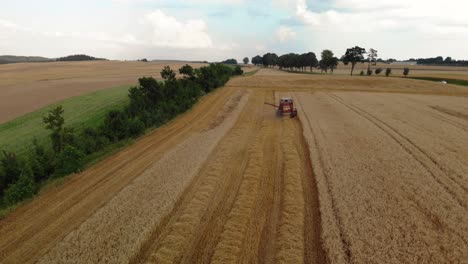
[[278, 97, 298, 118]]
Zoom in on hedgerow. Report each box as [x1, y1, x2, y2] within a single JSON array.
[[0, 63, 237, 209]]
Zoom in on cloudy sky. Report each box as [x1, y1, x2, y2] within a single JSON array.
[[1, 0, 467, 61]]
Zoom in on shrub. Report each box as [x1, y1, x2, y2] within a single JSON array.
[[79, 127, 110, 154], [375, 68, 383, 75], [0, 151, 22, 196], [403, 67, 410, 77], [360, 70, 365, 76], [102, 110, 129, 142], [234, 66, 244, 75], [128, 118, 145, 138], [54, 146, 85, 178], [161, 66, 176, 81], [3, 165, 36, 206], [179, 64, 195, 80], [29, 140, 55, 182], [367, 69, 373, 76], [385, 68, 392, 77], [63, 127, 79, 148]]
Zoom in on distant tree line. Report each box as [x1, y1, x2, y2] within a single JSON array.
[[222, 59, 238, 65], [410, 56, 468, 66], [56, 54, 107, 62], [0, 63, 241, 209], [251, 46, 414, 77], [251, 50, 337, 73]]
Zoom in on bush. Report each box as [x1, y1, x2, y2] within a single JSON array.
[[360, 70, 365, 76], [375, 68, 383, 75], [385, 68, 392, 77], [0, 151, 22, 196], [367, 69, 373, 76], [63, 127, 79, 148], [3, 165, 36, 206], [102, 110, 129, 142], [234, 66, 244, 75], [54, 146, 85, 178], [403, 67, 410, 77], [79, 127, 110, 154], [29, 140, 55, 182], [128, 118, 145, 138], [179, 64, 195, 80]]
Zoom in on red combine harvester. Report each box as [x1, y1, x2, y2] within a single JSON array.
[[265, 97, 298, 118]]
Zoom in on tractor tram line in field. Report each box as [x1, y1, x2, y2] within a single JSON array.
[[294, 93, 352, 264], [132, 89, 326, 263], [326, 93, 467, 210]]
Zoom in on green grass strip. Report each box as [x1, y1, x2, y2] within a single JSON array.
[[0, 85, 131, 158], [408, 77, 468, 87]]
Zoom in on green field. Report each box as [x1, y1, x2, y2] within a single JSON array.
[[407, 76, 468, 87], [0, 85, 131, 158]]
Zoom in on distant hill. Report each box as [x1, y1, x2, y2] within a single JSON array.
[[0, 54, 108, 64], [0, 55, 53, 64], [56, 54, 107, 62]]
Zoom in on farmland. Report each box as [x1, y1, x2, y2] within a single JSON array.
[[0, 61, 208, 123], [327, 62, 468, 81], [0, 68, 467, 263], [0, 85, 130, 157]]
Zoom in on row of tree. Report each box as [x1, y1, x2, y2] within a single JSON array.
[[250, 46, 382, 76], [408, 57, 468, 66], [251, 51, 340, 73], [0, 63, 241, 208]]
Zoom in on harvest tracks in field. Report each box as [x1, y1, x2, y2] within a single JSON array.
[[1, 68, 467, 263], [297, 91, 468, 263]]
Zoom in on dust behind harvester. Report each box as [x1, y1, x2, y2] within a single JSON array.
[[265, 97, 298, 118]]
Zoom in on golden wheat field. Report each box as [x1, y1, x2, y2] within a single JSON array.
[[0, 68, 467, 263], [329, 62, 468, 80]]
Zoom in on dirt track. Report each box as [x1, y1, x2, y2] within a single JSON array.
[[0, 69, 467, 263]]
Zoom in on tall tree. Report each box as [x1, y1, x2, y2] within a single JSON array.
[[43, 106, 65, 152], [243, 57, 249, 65], [262, 53, 278, 68], [179, 64, 195, 80], [161, 66, 176, 81], [319, 50, 339, 73], [252, 55, 263, 66], [343, 46, 366, 76], [305, 52, 318, 72], [367, 48, 378, 72]]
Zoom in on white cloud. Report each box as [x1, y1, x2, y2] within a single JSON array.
[[292, 0, 468, 58], [143, 10, 213, 48], [219, 42, 239, 51], [255, 44, 266, 52], [0, 18, 31, 31], [295, 0, 468, 34], [276, 26, 297, 43], [112, 0, 244, 4]]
